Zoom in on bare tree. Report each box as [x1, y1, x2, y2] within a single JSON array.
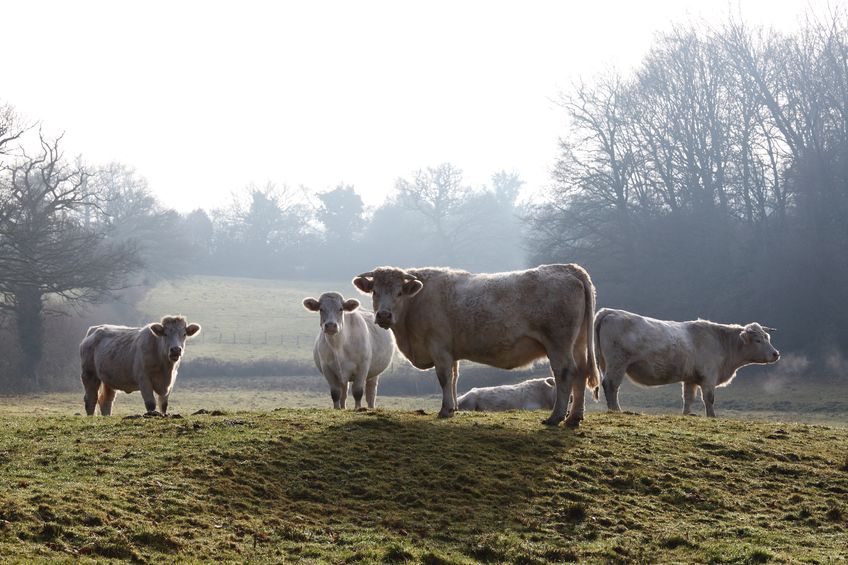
[[0, 133, 140, 388]]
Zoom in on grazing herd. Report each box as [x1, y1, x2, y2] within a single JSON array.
[[79, 263, 781, 424]]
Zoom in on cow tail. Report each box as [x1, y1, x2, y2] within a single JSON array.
[[575, 266, 601, 400]]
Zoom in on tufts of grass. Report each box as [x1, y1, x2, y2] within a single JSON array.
[[0, 411, 846, 562]]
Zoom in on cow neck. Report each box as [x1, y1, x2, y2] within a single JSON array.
[[389, 301, 416, 361]]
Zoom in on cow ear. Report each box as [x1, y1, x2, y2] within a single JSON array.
[[545, 377, 556, 387], [186, 323, 201, 337], [402, 279, 423, 296], [150, 323, 166, 337], [343, 299, 360, 312], [352, 277, 374, 294], [303, 298, 320, 311]]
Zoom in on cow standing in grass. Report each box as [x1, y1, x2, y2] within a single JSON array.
[[303, 292, 395, 409], [594, 308, 780, 417], [458, 377, 557, 412], [352, 264, 599, 427], [80, 315, 201, 416]]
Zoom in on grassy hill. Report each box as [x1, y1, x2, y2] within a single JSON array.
[[0, 410, 845, 563]]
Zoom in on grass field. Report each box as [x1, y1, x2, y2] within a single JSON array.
[[0, 409, 845, 563], [137, 275, 353, 363]]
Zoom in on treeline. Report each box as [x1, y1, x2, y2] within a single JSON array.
[[184, 164, 526, 280], [528, 14, 848, 360]]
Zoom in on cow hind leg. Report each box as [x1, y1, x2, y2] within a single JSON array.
[[450, 361, 459, 412], [682, 382, 698, 415], [601, 363, 627, 412], [98, 384, 117, 416], [339, 382, 348, 410], [543, 350, 578, 427], [81, 372, 100, 416]]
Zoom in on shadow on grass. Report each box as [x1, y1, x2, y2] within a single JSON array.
[[194, 411, 574, 551]]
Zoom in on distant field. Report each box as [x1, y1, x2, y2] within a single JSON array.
[[137, 275, 354, 363]]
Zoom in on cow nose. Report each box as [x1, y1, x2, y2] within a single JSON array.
[[170, 346, 182, 357], [375, 311, 392, 327], [324, 322, 338, 334], [772, 350, 780, 360]]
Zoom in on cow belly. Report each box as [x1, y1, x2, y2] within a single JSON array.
[[626, 360, 686, 386], [465, 336, 546, 370]]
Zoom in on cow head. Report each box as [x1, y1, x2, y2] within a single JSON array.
[[303, 292, 360, 336], [352, 267, 423, 329], [150, 315, 201, 362], [739, 323, 780, 364]]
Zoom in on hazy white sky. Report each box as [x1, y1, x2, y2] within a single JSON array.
[[1, 0, 826, 212]]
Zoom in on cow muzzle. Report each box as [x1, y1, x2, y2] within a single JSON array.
[[323, 322, 339, 335], [169, 347, 182, 361], [771, 349, 780, 361], [374, 310, 393, 329]]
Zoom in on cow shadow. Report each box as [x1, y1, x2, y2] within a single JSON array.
[[193, 410, 581, 555]]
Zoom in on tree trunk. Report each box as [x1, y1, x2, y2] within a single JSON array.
[[14, 284, 44, 391]]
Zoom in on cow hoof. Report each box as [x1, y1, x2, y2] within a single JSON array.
[[564, 417, 582, 428], [355, 407, 368, 412], [143, 410, 165, 418], [437, 410, 454, 419], [541, 416, 563, 426], [685, 412, 698, 417]]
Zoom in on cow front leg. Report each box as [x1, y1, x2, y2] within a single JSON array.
[[682, 382, 698, 415], [701, 384, 717, 417], [351, 374, 366, 410], [157, 392, 170, 416], [435, 363, 456, 418], [543, 352, 577, 426], [139, 380, 159, 415], [365, 376, 378, 409], [450, 361, 459, 413]]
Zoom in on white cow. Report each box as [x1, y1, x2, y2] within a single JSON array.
[[80, 315, 201, 416], [458, 377, 557, 412], [594, 308, 780, 417], [303, 292, 395, 409]]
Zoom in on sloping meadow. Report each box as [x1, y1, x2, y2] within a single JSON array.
[[0, 410, 845, 563]]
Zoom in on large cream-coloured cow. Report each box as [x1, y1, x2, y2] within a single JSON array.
[[352, 264, 599, 427], [594, 308, 780, 417], [79, 315, 201, 416]]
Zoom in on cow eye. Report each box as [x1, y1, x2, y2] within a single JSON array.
[[396, 291, 402, 297]]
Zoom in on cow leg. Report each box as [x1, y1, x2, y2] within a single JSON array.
[[98, 384, 117, 416], [567, 372, 589, 425], [81, 373, 101, 416], [434, 362, 456, 418], [365, 376, 378, 409], [701, 384, 717, 417], [339, 381, 348, 409], [330, 385, 343, 409], [139, 380, 158, 415], [157, 392, 170, 416], [352, 378, 365, 410], [600, 363, 626, 412], [682, 382, 698, 415], [543, 351, 577, 426], [450, 361, 459, 413]]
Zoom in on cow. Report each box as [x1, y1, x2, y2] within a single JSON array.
[[458, 377, 557, 412], [594, 308, 780, 417], [303, 292, 395, 410], [352, 264, 600, 427], [79, 315, 201, 416]]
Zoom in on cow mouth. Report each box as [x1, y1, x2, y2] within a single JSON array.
[[323, 328, 339, 336], [375, 319, 392, 330], [169, 353, 182, 362]]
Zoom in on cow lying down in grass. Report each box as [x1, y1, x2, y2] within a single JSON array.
[[458, 377, 557, 412], [80, 315, 201, 417]]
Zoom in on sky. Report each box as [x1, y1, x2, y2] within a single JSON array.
[[0, 0, 827, 212]]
